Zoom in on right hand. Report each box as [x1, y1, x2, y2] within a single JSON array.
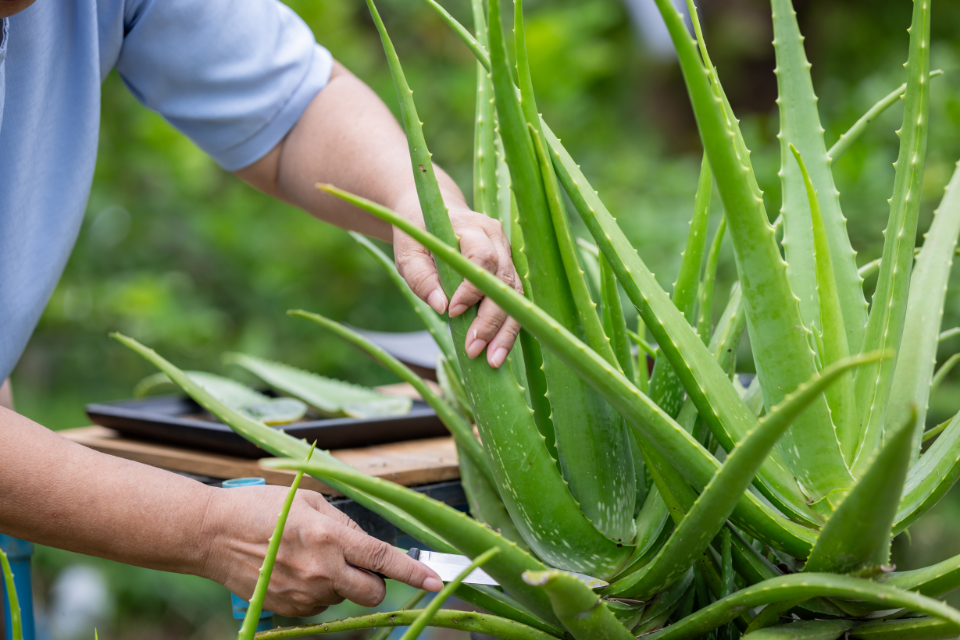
[[200, 485, 443, 617]]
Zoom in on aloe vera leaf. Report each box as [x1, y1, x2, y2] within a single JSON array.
[[542, 123, 821, 527], [601, 253, 636, 382], [698, 217, 727, 343], [852, 0, 932, 475], [350, 232, 458, 369], [225, 353, 411, 419], [829, 71, 944, 163], [458, 440, 530, 552], [115, 334, 472, 561], [634, 570, 695, 635], [648, 153, 714, 418], [522, 570, 638, 640], [472, 11, 497, 221], [922, 415, 953, 444], [0, 548, 23, 640], [645, 574, 960, 640], [367, 589, 429, 640], [508, 186, 555, 456], [580, 239, 603, 302], [932, 353, 960, 395], [366, 0, 623, 578], [742, 620, 857, 640], [941, 327, 960, 342], [489, 0, 636, 544], [835, 552, 960, 616], [265, 456, 559, 624], [456, 585, 563, 636], [887, 163, 960, 462], [849, 617, 960, 640], [239, 445, 316, 640], [437, 354, 474, 422], [805, 407, 914, 574], [669, 0, 855, 504], [320, 184, 820, 559], [790, 145, 857, 451], [894, 409, 960, 533], [771, 0, 867, 357], [288, 310, 495, 488], [257, 609, 560, 640], [135, 371, 266, 407], [610, 354, 880, 600], [401, 548, 501, 640], [628, 329, 657, 359]]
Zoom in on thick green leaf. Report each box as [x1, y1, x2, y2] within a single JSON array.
[[0, 548, 22, 640], [698, 217, 727, 343], [542, 122, 821, 527], [852, 0, 932, 476], [366, 0, 628, 578], [790, 144, 857, 451], [644, 574, 960, 640], [838, 550, 960, 616], [458, 442, 530, 553], [829, 70, 943, 163], [400, 548, 500, 640], [887, 162, 960, 462], [648, 153, 714, 418], [135, 370, 307, 425], [743, 620, 857, 640], [805, 407, 914, 574], [489, 0, 634, 544], [240, 445, 315, 640], [895, 409, 960, 532], [256, 609, 561, 640], [609, 354, 879, 599], [225, 353, 411, 419], [265, 456, 559, 624], [850, 618, 960, 640], [656, 0, 852, 506], [318, 184, 819, 560], [771, 0, 866, 357], [288, 310, 495, 488], [522, 570, 637, 640]]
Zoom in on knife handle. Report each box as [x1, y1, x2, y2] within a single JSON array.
[[348, 547, 422, 581]]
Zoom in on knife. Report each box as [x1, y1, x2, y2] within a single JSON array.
[[405, 548, 609, 590]]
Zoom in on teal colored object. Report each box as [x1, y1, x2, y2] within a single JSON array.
[[222, 478, 275, 632], [0, 534, 35, 640]]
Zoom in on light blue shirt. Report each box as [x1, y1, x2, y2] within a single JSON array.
[[0, 0, 333, 382]]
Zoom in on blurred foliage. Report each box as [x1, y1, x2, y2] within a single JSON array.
[[8, 0, 960, 636]]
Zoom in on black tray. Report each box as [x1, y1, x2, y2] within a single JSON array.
[[85, 394, 448, 458]]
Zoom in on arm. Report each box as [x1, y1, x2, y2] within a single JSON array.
[[234, 61, 521, 369], [0, 407, 442, 615]]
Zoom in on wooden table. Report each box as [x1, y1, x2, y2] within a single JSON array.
[[61, 426, 461, 496]]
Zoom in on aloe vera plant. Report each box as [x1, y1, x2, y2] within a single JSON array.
[[115, 0, 960, 638]]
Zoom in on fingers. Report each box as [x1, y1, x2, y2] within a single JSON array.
[[341, 527, 443, 595], [447, 225, 503, 316], [395, 230, 448, 314], [301, 491, 365, 533]]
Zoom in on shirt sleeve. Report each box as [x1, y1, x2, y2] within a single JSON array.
[[115, 0, 333, 171]]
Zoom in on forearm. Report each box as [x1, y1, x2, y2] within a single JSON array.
[[0, 407, 215, 575], [235, 61, 466, 241]]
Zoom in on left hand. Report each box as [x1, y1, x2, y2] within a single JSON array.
[[392, 190, 523, 370]]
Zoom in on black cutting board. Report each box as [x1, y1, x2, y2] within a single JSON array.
[[85, 394, 447, 458]]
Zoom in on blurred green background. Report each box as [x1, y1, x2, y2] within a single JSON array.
[[9, 0, 960, 637]]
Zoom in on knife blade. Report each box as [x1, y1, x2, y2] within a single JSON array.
[[407, 548, 609, 590]]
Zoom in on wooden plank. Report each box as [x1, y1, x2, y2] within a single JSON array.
[[62, 426, 459, 496]]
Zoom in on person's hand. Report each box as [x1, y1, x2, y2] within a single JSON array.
[[392, 190, 523, 369], [200, 485, 443, 617]]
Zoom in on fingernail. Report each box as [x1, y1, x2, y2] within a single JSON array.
[[423, 577, 444, 592], [490, 347, 509, 368], [427, 289, 447, 314], [466, 338, 487, 359], [449, 303, 468, 317]]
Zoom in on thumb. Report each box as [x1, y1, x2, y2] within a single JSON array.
[[340, 527, 443, 592], [395, 232, 448, 314]]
